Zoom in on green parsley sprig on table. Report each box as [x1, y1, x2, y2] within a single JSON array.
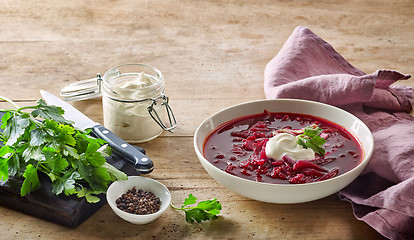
[[171, 194, 222, 223], [296, 125, 326, 156], [0, 97, 127, 203]]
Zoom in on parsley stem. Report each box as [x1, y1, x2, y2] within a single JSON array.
[[170, 203, 182, 210], [0, 96, 20, 109], [170, 203, 195, 211], [37, 163, 50, 174], [17, 104, 41, 112]]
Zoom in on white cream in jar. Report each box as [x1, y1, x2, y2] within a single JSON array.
[[101, 64, 175, 143]]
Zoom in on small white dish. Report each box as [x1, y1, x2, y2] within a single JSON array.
[[194, 99, 374, 204], [106, 176, 171, 224]]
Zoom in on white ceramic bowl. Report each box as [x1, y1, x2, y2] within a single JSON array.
[[194, 99, 374, 204], [106, 176, 171, 224]]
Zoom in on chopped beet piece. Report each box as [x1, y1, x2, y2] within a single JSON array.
[[271, 160, 284, 166], [293, 160, 328, 172], [282, 155, 296, 168], [241, 168, 251, 176], [230, 131, 250, 138], [289, 174, 306, 184], [317, 168, 339, 181], [225, 163, 237, 175], [310, 157, 336, 166], [242, 136, 256, 151], [231, 146, 247, 157], [302, 168, 325, 177], [215, 153, 225, 159]]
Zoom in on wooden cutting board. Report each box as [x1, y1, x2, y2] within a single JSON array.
[[0, 113, 141, 227]]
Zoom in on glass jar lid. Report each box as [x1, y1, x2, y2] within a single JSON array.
[[60, 75, 102, 101]]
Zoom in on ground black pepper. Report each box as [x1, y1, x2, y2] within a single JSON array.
[[115, 187, 161, 215]]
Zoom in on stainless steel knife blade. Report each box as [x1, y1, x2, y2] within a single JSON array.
[[40, 90, 154, 174]]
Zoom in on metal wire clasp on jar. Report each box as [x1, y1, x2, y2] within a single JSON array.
[[100, 64, 177, 143]]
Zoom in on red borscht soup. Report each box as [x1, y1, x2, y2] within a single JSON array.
[[203, 111, 363, 184]]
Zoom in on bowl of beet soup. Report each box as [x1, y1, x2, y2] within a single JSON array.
[[194, 99, 374, 203]]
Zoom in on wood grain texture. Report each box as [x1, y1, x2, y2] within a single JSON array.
[[1, 0, 412, 239]]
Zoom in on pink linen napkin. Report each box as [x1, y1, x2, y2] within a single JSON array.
[[264, 26, 413, 240]]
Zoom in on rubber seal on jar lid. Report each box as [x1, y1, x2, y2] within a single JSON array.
[[60, 74, 102, 101]]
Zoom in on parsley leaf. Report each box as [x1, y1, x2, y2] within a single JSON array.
[[30, 99, 74, 125], [21, 164, 40, 196], [0, 159, 9, 181], [51, 171, 80, 196], [0, 98, 127, 203], [182, 193, 197, 207], [77, 186, 102, 203], [4, 114, 30, 146], [103, 162, 127, 181], [171, 194, 222, 223], [43, 148, 69, 174], [296, 125, 326, 156]]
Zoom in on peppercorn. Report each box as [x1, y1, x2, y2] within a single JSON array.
[[116, 187, 161, 215]]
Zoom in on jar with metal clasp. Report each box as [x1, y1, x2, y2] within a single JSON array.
[[60, 63, 177, 143]]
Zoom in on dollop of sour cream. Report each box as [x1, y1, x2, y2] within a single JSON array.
[[265, 133, 315, 161]]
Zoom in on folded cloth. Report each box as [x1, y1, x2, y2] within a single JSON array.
[[264, 26, 414, 240]]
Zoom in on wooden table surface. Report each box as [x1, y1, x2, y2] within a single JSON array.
[[1, 0, 413, 239]]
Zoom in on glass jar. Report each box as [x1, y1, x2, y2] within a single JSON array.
[[101, 64, 176, 143]]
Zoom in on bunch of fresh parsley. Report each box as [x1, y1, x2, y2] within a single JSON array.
[[296, 125, 326, 156], [0, 99, 127, 203]]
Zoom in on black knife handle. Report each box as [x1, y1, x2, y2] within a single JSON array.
[[92, 125, 154, 174]]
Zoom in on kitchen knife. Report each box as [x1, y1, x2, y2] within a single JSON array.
[[40, 90, 154, 174]]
